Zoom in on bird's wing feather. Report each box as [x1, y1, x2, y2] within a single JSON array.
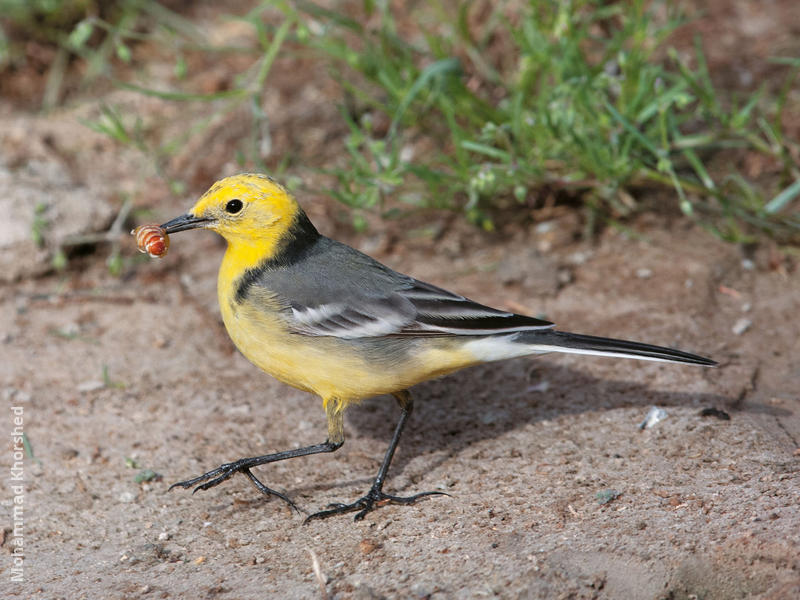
[[288, 293, 417, 338], [288, 283, 553, 338], [265, 240, 553, 339]]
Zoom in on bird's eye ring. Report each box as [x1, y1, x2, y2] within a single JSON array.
[[225, 199, 243, 214]]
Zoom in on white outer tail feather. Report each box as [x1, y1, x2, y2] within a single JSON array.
[[462, 333, 714, 366]]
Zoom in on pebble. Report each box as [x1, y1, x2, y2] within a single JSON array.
[[557, 268, 573, 285], [359, 539, 381, 555], [568, 250, 591, 265], [77, 380, 105, 392], [731, 318, 752, 336], [3, 387, 31, 403], [639, 406, 668, 430]]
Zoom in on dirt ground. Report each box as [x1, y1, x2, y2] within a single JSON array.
[[2, 2, 800, 599]]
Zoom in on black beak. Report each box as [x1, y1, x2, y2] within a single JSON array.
[[160, 213, 211, 234]]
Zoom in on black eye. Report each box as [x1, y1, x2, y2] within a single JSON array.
[[225, 199, 243, 214]]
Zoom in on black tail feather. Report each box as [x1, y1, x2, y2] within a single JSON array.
[[522, 330, 716, 366]]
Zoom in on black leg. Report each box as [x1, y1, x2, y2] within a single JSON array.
[[169, 439, 343, 511], [305, 390, 447, 522]]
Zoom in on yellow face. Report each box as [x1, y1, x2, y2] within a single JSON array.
[[164, 173, 298, 246]]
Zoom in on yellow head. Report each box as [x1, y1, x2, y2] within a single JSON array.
[[160, 173, 301, 249]]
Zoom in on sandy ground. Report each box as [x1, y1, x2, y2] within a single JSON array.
[[3, 197, 799, 598], [2, 1, 799, 597]]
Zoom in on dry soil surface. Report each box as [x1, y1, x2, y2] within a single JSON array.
[[2, 0, 800, 596], [3, 194, 799, 599]]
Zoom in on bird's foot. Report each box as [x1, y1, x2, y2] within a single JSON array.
[[169, 459, 298, 511], [304, 486, 448, 523]]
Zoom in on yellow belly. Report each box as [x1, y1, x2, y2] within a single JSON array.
[[219, 292, 476, 403], [215, 243, 485, 404]]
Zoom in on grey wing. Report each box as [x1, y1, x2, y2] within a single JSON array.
[[247, 235, 553, 339], [288, 291, 418, 338], [395, 279, 554, 336], [288, 275, 554, 339]]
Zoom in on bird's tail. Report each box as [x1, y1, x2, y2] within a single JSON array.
[[517, 329, 716, 366]]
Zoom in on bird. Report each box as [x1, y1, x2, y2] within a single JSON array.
[[157, 173, 716, 522]]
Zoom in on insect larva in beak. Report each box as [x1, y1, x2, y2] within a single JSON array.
[[132, 225, 170, 258]]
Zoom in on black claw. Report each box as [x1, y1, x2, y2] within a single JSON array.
[[169, 461, 297, 510], [193, 480, 219, 493], [304, 489, 448, 524], [242, 468, 300, 513], [168, 465, 229, 492]]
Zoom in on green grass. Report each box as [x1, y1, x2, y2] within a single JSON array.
[[0, 0, 202, 109], [289, 0, 799, 241], [4, 0, 798, 243]]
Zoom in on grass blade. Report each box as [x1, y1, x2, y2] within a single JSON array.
[[115, 81, 249, 101], [764, 179, 800, 215]]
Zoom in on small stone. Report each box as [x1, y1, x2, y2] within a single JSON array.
[[568, 251, 591, 265], [59, 322, 80, 337], [639, 406, 667, 430], [556, 268, 573, 285], [596, 489, 621, 505], [77, 380, 105, 392], [731, 318, 752, 336], [359, 539, 381, 555]]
